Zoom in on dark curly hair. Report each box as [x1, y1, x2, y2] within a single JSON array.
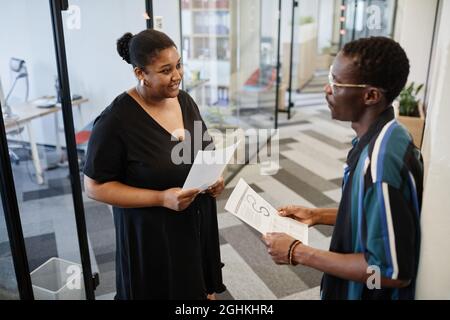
[[342, 37, 410, 104], [117, 29, 176, 69]]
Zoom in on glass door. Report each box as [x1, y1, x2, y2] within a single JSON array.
[[0, 155, 20, 300], [180, 0, 281, 179], [233, 0, 281, 130], [63, 0, 148, 300], [0, 0, 94, 300]]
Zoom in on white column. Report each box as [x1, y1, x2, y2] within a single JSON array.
[[393, 0, 439, 101], [415, 0, 450, 300]]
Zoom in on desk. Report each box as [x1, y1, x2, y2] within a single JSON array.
[[3, 97, 88, 184]]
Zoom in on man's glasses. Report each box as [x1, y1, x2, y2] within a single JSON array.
[[328, 66, 368, 95]]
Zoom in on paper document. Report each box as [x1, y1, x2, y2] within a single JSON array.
[[225, 178, 308, 244], [182, 141, 240, 191], [32, 98, 57, 108]]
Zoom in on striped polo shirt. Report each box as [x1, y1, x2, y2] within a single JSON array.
[[320, 107, 423, 300]]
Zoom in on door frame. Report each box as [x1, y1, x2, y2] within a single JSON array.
[[49, 0, 95, 300], [0, 0, 112, 300], [0, 100, 34, 300]]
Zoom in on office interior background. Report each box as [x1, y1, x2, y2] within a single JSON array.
[[0, 0, 449, 300]]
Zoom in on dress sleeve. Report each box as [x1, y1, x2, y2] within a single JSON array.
[[83, 109, 126, 183]]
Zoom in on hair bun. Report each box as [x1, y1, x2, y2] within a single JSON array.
[[117, 32, 133, 64]]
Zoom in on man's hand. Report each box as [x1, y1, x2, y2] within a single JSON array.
[[262, 233, 298, 265], [278, 205, 318, 226], [206, 176, 225, 198]]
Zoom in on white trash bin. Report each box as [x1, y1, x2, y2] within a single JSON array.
[[30, 257, 85, 300]]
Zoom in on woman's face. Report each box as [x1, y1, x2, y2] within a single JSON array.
[[141, 46, 183, 99]]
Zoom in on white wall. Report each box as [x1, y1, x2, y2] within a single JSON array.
[[0, 0, 59, 148], [153, 0, 181, 49], [261, 0, 279, 40], [415, 0, 450, 300], [281, 0, 293, 45], [299, 0, 320, 23], [64, 0, 147, 128], [0, 0, 148, 147], [394, 0, 439, 100], [317, 0, 334, 52], [0, 0, 57, 109]]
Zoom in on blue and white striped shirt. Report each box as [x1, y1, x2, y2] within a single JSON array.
[[321, 107, 423, 300]]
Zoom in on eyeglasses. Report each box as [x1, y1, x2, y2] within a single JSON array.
[[328, 66, 368, 95]]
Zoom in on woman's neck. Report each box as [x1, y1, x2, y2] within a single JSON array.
[[135, 86, 167, 108]]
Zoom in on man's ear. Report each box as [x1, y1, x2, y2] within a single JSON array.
[[364, 88, 383, 106]]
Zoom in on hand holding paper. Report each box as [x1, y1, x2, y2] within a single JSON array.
[[183, 141, 240, 191], [225, 178, 308, 244], [205, 176, 225, 198]]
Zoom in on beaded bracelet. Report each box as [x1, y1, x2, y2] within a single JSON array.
[[288, 240, 301, 266]]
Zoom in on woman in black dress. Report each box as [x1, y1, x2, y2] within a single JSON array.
[[83, 29, 226, 300]]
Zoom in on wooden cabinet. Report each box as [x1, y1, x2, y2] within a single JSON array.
[[282, 23, 318, 91]]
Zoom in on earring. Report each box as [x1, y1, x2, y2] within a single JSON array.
[[140, 79, 145, 87]]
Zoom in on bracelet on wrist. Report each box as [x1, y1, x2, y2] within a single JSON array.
[[287, 240, 301, 266]]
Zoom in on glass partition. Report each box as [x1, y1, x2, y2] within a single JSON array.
[[63, 0, 147, 299], [0, 197, 19, 299], [181, 0, 281, 178], [280, 0, 335, 124], [0, 0, 86, 299]]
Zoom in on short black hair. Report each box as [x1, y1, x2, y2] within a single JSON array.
[[342, 37, 410, 104], [117, 29, 176, 69]]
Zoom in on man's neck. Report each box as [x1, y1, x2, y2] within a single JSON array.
[[352, 105, 390, 138]]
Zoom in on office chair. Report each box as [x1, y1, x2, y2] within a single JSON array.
[[2, 58, 30, 164], [4, 58, 29, 116], [75, 120, 94, 169]]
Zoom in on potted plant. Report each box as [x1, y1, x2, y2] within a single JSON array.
[[394, 82, 426, 148]]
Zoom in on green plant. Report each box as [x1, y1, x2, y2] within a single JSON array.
[[299, 16, 314, 25], [398, 82, 424, 117]]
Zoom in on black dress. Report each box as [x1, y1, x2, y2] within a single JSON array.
[[83, 90, 226, 300]]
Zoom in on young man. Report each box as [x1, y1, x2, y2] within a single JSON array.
[[263, 37, 423, 300]]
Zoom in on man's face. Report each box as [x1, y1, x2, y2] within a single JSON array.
[[324, 53, 367, 122]]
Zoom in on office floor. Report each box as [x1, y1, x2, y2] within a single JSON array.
[[0, 71, 355, 300]]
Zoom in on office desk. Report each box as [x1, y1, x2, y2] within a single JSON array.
[[3, 98, 88, 184]]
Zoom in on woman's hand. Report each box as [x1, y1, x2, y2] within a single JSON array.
[[262, 233, 298, 265], [206, 176, 225, 198], [278, 205, 318, 227], [162, 188, 200, 211]]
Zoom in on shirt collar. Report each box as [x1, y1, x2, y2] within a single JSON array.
[[346, 107, 395, 171]]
